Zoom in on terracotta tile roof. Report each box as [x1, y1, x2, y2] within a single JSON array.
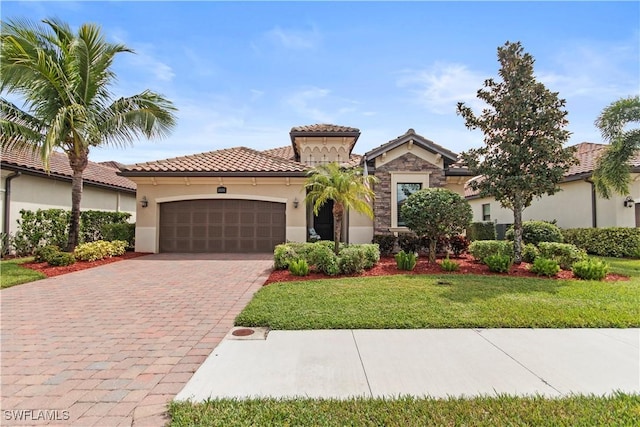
[[262, 146, 295, 161], [464, 142, 640, 198], [290, 124, 360, 133], [121, 146, 308, 176], [1, 146, 136, 192], [365, 128, 460, 164]]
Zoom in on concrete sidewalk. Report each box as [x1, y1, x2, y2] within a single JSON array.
[[176, 328, 640, 401]]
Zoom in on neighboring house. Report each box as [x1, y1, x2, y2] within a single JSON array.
[[465, 142, 640, 231], [1, 146, 137, 236], [120, 125, 472, 253]]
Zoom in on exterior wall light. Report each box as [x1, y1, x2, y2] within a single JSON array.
[[140, 196, 148, 208], [624, 196, 634, 208], [293, 197, 299, 208]]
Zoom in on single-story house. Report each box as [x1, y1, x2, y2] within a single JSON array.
[[1, 146, 137, 236], [119, 124, 473, 253], [465, 142, 640, 230]]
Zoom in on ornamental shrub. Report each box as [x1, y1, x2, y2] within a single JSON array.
[[101, 223, 135, 248], [529, 257, 560, 277], [338, 246, 367, 274], [361, 244, 381, 269], [572, 259, 609, 281], [34, 245, 61, 263], [468, 240, 514, 264], [449, 235, 470, 257], [484, 254, 513, 273], [14, 209, 70, 254], [505, 220, 563, 246], [439, 257, 460, 272], [397, 234, 422, 254], [288, 259, 310, 276], [395, 250, 417, 271], [466, 222, 497, 241], [522, 243, 540, 263], [74, 240, 127, 262], [47, 252, 76, 266], [307, 243, 340, 275], [538, 242, 587, 270], [372, 234, 396, 256], [274, 243, 299, 269], [562, 227, 640, 258], [80, 211, 131, 243]]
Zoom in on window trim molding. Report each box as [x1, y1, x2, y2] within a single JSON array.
[[390, 171, 430, 229]]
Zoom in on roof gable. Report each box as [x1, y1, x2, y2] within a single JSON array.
[[1, 146, 136, 192], [364, 128, 460, 165]]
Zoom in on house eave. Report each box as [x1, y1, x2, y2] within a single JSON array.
[[118, 170, 309, 178]]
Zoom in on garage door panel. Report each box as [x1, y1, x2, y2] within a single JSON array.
[[159, 199, 285, 253]]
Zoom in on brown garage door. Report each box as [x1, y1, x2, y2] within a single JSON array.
[[159, 199, 285, 253]]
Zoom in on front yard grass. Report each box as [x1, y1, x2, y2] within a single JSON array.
[[169, 393, 640, 427], [1, 257, 45, 289], [235, 260, 640, 329]]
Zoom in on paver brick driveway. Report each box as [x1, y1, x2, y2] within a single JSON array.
[[1, 253, 273, 426]]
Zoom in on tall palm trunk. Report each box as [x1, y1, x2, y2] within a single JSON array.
[[66, 149, 88, 252], [332, 202, 344, 255]]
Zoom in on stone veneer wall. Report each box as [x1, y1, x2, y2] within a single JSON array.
[[373, 152, 446, 234]]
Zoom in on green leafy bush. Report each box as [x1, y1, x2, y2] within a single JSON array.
[[307, 243, 339, 275], [484, 254, 513, 273], [538, 242, 587, 270], [449, 235, 470, 257], [34, 245, 61, 263], [466, 222, 497, 241], [361, 244, 381, 269], [505, 220, 563, 245], [338, 246, 367, 274], [47, 252, 76, 266], [439, 257, 460, 272], [80, 211, 131, 243], [372, 234, 396, 256], [522, 243, 540, 263], [529, 257, 560, 277], [395, 250, 417, 271], [572, 259, 609, 281], [74, 240, 127, 262], [13, 209, 70, 255], [288, 259, 310, 276], [562, 227, 640, 258], [274, 243, 300, 269], [397, 234, 422, 254], [468, 240, 514, 264], [101, 223, 135, 248]]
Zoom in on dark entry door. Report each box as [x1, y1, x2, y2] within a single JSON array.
[[313, 200, 334, 241]]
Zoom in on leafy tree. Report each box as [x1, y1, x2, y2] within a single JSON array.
[[401, 188, 472, 263], [592, 95, 640, 198], [1, 18, 176, 251], [457, 41, 575, 263], [305, 162, 378, 255]]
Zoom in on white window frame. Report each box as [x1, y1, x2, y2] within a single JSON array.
[[389, 172, 430, 231]]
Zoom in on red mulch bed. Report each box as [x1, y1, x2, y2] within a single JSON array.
[[21, 252, 150, 278], [265, 254, 628, 285]]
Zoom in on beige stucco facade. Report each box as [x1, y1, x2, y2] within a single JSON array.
[[1, 170, 136, 235], [467, 175, 640, 229]]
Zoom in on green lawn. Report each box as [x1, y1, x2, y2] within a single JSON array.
[[1, 257, 45, 289], [169, 393, 640, 427], [235, 259, 640, 329]]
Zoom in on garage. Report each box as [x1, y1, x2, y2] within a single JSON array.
[[159, 199, 286, 253]]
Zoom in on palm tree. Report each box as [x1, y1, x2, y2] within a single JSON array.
[[1, 18, 177, 251], [305, 162, 378, 254], [592, 95, 640, 198]]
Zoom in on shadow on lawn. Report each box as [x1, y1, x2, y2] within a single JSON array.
[[421, 274, 568, 303]]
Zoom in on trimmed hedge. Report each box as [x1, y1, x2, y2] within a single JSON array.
[[466, 222, 496, 241], [562, 227, 640, 258], [372, 234, 396, 256], [274, 241, 379, 276], [468, 240, 514, 264], [74, 240, 127, 262], [505, 220, 563, 246], [538, 242, 587, 270]]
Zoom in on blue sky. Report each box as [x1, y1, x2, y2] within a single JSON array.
[[2, 1, 639, 164]]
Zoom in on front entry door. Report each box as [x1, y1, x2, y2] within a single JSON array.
[[313, 200, 334, 241]]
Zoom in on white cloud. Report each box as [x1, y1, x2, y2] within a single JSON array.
[[266, 26, 321, 50], [397, 62, 486, 114], [285, 87, 334, 123]]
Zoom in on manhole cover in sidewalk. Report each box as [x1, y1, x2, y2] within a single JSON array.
[[232, 328, 255, 337]]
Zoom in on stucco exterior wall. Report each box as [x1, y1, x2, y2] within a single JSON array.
[[1, 171, 136, 236], [467, 177, 640, 229], [294, 136, 356, 165], [131, 176, 307, 253]]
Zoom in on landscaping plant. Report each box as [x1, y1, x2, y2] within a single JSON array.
[[440, 257, 460, 272], [449, 235, 470, 257], [572, 259, 609, 281], [484, 254, 513, 273], [529, 257, 560, 277], [372, 234, 396, 257], [395, 250, 417, 271], [538, 242, 587, 270], [47, 252, 76, 267], [505, 220, 564, 246], [288, 259, 310, 277], [468, 240, 513, 264], [522, 243, 540, 263]]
